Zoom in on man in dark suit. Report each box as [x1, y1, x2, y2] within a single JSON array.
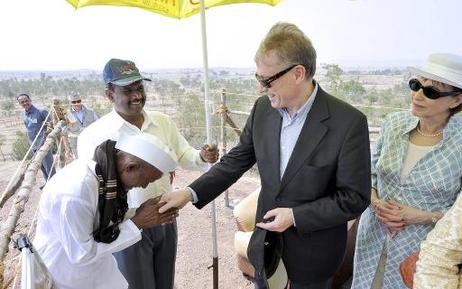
[[160, 22, 371, 289]]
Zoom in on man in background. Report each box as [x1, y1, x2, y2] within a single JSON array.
[[17, 93, 55, 186], [65, 92, 98, 158]]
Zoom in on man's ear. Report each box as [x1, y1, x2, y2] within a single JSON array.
[[451, 93, 462, 109], [105, 88, 114, 103], [294, 65, 306, 83], [124, 162, 140, 174]]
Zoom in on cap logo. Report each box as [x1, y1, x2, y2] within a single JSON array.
[[116, 63, 137, 75]]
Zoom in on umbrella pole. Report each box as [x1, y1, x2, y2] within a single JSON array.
[[199, 1, 219, 289]]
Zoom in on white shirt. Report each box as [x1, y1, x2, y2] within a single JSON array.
[[77, 109, 207, 208], [34, 160, 141, 289], [277, 83, 318, 178]]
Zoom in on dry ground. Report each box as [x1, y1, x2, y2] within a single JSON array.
[[0, 160, 261, 289]]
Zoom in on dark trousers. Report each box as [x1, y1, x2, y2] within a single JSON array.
[[35, 149, 56, 182], [255, 277, 332, 289], [290, 279, 332, 289], [114, 221, 177, 289]]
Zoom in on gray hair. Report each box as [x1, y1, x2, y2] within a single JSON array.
[[255, 22, 317, 79]]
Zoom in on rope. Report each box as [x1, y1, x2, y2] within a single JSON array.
[[350, 103, 408, 111], [215, 91, 259, 98], [6, 134, 63, 288], [1, 127, 63, 289], [213, 90, 407, 111], [0, 107, 54, 205], [0, 122, 64, 268], [215, 104, 241, 137], [0, 105, 53, 287]]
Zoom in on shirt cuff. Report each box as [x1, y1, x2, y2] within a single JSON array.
[[123, 218, 143, 235], [291, 208, 296, 227], [187, 187, 199, 204], [124, 208, 136, 220], [193, 150, 209, 170]]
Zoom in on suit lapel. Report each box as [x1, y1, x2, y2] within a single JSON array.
[[280, 89, 330, 191], [264, 105, 282, 190]]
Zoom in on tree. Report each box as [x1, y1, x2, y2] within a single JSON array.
[[1, 100, 14, 116], [12, 131, 31, 161], [323, 64, 343, 96], [340, 80, 366, 102]]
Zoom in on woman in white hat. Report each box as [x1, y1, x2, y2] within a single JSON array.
[[351, 53, 462, 289]]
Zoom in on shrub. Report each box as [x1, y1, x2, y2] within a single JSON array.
[[12, 131, 32, 161]]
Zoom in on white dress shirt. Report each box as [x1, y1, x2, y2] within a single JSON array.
[[77, 109, 207, 208], [34, 160, 141, 289]]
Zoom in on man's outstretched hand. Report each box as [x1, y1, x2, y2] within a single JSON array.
[[159, 189, 193, 214], [200, 144, 219, 163], [131, 197, 179, 229]]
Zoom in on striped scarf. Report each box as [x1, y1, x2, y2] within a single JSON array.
[[92, 140, 128, 243]]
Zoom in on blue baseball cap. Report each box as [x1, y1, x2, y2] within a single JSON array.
[[103, 58, 151, 86]]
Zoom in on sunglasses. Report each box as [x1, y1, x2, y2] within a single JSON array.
[[71, 100, 81, 104], [409, 78, 462, 100], [255, 64, 299, 88]]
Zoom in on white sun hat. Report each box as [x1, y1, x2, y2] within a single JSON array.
[[408, 53, 462, 89], [115, 133, 177, 174], [68, 92, 81, 102]]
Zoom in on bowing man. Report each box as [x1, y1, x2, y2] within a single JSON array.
[[34, 133, 178, 289]]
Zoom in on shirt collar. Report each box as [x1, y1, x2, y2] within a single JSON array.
[[25, 105, 37, 115], [277, 81, 318, 120], [87, 159, 97, 176], [403, 114, 419, 135], [71, 105, 86, 113], [109, 108, 155, 131], [402, 112, 461, 144]]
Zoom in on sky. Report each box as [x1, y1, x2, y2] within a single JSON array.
[[0, 0, 461, 71]]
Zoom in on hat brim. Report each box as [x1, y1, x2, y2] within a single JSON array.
[[267, 260, 288, 289], [408, 67, 462, 89], [111, 75, 152, 87], [236, 230, 288, 289]]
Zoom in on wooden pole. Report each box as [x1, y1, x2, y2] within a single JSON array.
[[0, 163, 28, 208], [220, 89, 232, 208], [0, 121, 63, 265]]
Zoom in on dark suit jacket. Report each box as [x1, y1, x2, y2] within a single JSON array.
[[191, 85, 371, 285]]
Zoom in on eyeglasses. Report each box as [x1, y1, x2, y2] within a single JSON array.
[[71, 100, 81, 104], [409, 78, 462, 100], [255, 64, 299, 88]]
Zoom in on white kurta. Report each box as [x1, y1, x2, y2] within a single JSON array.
[[34, 160, 142, 289], [77, 109, 207, 208]]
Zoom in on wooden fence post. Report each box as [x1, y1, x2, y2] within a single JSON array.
[[220, 89, 232, 208], [0, 121, 64, 267]]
